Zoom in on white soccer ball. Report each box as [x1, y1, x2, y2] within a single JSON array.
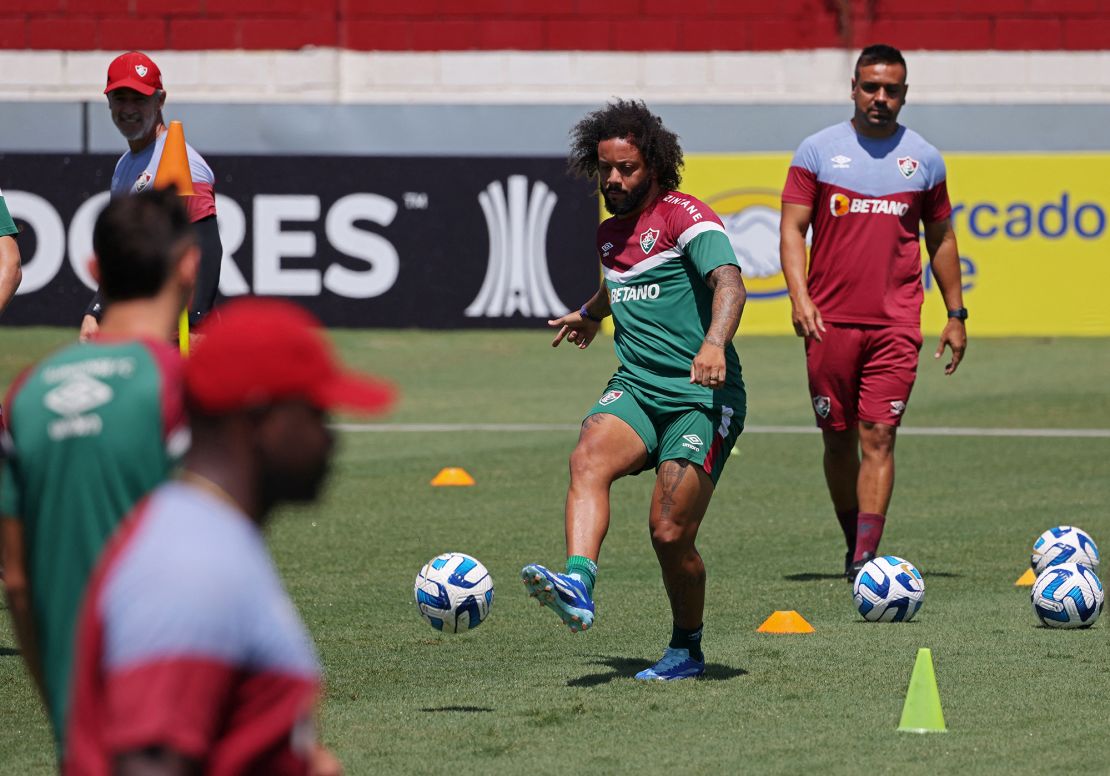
[[852, 555, 925, 622], [414, 552, 494, 633], [1031, 562, 1104, 629], [1030, 526, 1100, 575]]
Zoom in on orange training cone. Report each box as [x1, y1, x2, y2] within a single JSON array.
[[1015, 568, 1036, 586], [154, 120, 195, 196], [756, 610, 815, 634], [431, 467, 475, 487]]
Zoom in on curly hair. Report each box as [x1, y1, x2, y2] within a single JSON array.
[[568, 99, 683, 192]]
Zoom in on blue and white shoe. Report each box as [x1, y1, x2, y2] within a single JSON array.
[[634, 647, 705, 681], [521, 563, 595, 632]]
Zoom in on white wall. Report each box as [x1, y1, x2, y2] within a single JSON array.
[[0, 49, 1107, 104]]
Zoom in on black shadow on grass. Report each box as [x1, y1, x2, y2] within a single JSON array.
[[0, 647, 20, 657], [420, 706, 494, 713], [567, 656, 747, 687], [784, 572, 846, 582], [784, 570, 963, 582]]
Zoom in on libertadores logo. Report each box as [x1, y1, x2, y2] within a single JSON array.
[[708, 188, 807, 301], [465, 175, 568, 318]]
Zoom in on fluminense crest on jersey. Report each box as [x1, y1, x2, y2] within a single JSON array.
[[897, 156, 919, 179], [465, 175, 567, 318], [134, 171, 153, 193], [639, 227, 659, 254]]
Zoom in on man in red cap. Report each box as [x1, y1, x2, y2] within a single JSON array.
[[65, 298, 395, 776], [81, 51, 223, 343]]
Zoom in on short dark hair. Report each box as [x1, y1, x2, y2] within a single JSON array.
[[93, 187, 195, 303], [568, 99, 683, 193], [854, 44, 907, 81]]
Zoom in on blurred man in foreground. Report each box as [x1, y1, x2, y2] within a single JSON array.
[[2, 189, 197, 747], [65, 298, 395, 775]]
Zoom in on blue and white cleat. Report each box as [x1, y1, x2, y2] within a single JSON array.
[[634, 647, 705, 681], [521, 563, 595, 632]]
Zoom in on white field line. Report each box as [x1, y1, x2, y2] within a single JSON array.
[[330, 423, 1110, 439]]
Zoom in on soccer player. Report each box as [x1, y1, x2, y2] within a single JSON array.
[[522, 100, 747, 681], [1, 189, 197, 747], [65, 298, 394, 775], [80, 51, 222, 342], [0, 186, 24, 315], [779, 44, 967, 578]]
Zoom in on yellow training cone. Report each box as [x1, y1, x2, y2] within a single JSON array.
[[154, 120, 195, 196], [897, 648, 947, 733], [756, 610, 815, 634], [1015, 568, 1036, 586], [431, 467, 475, 487], [178, 311, 190, 356]]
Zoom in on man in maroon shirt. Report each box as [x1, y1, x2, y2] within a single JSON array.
[[780, 44, 967, 578]]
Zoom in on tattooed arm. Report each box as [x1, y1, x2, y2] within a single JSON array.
[[690, 264, 746, 388]]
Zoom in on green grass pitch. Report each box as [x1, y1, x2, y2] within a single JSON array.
[[1, 329, 1108, 774]]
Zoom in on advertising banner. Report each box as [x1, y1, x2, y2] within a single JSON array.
[[0, 154, 598, 328], [4, 152, 1107, 335], [680, 153, 1110, 336]]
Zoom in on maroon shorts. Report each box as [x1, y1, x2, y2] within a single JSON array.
[[805, 324, 923, 430]]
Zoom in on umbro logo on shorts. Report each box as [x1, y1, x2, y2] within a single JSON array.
[[681, 434, 703, 452], [890, 400, 906, 415]]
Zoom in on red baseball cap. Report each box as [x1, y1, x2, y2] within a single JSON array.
[[105, 51, 163, 96], [186, 298, 396, 415]]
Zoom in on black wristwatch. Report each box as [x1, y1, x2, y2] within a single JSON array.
[[947, 307, 969, 321]]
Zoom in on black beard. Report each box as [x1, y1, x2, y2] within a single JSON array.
[[601, 177, 654, 216]]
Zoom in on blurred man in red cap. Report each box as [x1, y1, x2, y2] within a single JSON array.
[[81, 51, 223, 343], [65, 298, 395, 776]]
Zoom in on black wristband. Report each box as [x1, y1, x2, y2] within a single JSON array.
[[579, 304, 602, 322], [947, 307, 969, 321]]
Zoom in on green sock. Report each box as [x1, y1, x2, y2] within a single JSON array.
[[565, 555, 597, 597]]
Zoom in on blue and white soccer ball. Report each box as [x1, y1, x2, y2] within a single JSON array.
[[414, 552, 494, 633], [1031, 562, 1104, 629], [852, 556, 925, 622], [1031, 526, 1100, 575]]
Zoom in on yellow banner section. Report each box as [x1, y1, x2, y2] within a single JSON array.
[[668, 153, 1110, 336]]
